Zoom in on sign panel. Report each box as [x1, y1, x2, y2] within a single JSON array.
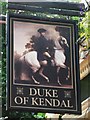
[[7, 13, 81, 114]]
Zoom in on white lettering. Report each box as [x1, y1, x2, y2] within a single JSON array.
[[14, 96, 23, 105], [53, 99, 60, 107], [67, 100, 73, 108], [32, 97, 38, 105], [23, 97, 29, 105], [14, 96, 29, 105], [29, 88, 37, 96], [29, 88, 58, 98]]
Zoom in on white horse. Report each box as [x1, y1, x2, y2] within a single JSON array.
[[53, 36, 69, 85], [20, 50, 50, 84], [17, 35, 69, 85]]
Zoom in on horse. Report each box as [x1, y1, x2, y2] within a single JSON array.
[[52, 36, 70, 85], [14, 49, 53, 85], [14, 36, 70, 86]]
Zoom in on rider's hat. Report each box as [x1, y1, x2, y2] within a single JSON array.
[[37, 28, 47, 33]]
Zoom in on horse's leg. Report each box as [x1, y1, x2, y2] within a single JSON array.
[[30, 68, 40, 84], [39, 66, 49, 82], [31, 75, 40, 84], [57, 66, 62, 85], [66, 67, 70, 80]]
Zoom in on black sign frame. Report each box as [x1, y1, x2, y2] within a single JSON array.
[[7, 13, 81, 114]]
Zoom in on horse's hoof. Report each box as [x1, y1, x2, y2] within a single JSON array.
[[35, 81, 40, 85], [46, 78, 49, 82], [66, 75, 70, 80], [32, 76, 40, 85], [57, 80, 62, 86], [44, 76, 49, 82], [66, 77, 68, 80]]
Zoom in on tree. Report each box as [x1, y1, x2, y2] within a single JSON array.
[[79, 10, 90, 48]]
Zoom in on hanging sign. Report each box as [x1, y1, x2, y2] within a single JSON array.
[[7, 13, 81, 114]]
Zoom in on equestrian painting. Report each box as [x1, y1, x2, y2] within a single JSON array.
[[13, 20, 72, 88]]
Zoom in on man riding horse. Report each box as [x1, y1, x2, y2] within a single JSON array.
[[17, 27, 70, 86], [32, 28, 52, 82]]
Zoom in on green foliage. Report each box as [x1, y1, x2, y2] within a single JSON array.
[[79, 10, 90, 48], [0, 2, 7, 15], [1, 21, 6, 118], [33, 113, 46, 119]]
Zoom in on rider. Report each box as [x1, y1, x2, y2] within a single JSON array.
[[32, 28, 52, 82], [35, 28, 51, 66]]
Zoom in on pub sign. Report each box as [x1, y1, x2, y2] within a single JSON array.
[[7, 13, 81, 114]]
